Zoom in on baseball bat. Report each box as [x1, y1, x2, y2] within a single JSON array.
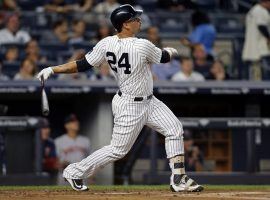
[[41, 76, 50, 116]]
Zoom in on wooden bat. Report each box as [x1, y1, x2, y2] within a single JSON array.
[[41, 76, 49, 116]]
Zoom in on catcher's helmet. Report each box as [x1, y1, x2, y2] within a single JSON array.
[[110, 4, 143, 32]]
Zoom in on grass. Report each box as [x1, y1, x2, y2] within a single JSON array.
[[0, 185, 270, 191]]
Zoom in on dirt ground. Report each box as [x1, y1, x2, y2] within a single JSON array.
[[1, 189, 270, 200]]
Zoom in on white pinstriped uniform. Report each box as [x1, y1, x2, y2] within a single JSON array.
[[63, 35, 184, 180]]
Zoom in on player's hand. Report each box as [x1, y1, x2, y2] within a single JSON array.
[[163, 47, 178, 58], [37, 67, 54, 81]]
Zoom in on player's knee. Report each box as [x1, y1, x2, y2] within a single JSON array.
[[166, 120, 183, 138]]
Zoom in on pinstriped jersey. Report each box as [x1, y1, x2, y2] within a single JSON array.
[[85, 35, 162, 96]]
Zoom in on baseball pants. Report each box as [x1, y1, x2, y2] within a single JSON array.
[[63, 93, 184, 179]]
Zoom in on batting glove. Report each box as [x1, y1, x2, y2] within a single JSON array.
[[163, 47, 178, 58], [37, 67, 54, 81]]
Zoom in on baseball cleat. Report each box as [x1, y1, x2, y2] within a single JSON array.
[[65, 178, 89, 191], [170, 174, 204, 192]]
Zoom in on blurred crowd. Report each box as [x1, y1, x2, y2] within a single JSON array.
[[0, 0, 269, 81]]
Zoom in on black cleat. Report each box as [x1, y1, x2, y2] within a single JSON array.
[[170, 174, 204, 192]]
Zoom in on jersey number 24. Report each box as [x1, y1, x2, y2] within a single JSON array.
[[106, 52, 131, 74]]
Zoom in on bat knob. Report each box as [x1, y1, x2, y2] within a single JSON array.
[[42, 110, 49, 116]]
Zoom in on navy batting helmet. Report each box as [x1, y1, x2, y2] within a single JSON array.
[[110, 4, 143, 32]]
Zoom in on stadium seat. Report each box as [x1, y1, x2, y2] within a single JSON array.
[[70, 42, 94, 52], [215, 17, 245, 34], [2, 61, 21, 78], [39, 43, 69, 52], [196, 0, 219, 10], [160, 23, 188, 34], [0, 43, 26, 52], [17, 0, 45, 11]]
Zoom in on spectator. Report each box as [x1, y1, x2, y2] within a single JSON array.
[[0, 0, 20, 11], [25, 39, 47, 64], [207, 60, 230, 80], [184, 130, 203, 171], [41, 19, 69, 44], [146, 26, 162, 48], [44, 0, 94, 13], [0, 14, 31, 45], [69, 19, 87, 45], [65, 0, 94, 13], [58, 50, 88, 80], [4, 46, 19, 62], [44, 0, 69, 13], [151, 59, 180, 80], [40, 119, 58, 175], [181, 10, 216, 57], [157, 0, 197, 12], [0, 62, 9, 80], [13, 58, 37, 80], [171, 56, 205, 81], [192, 44, 213, 77], [91, 24, 114, 44], [54, 114, 90, 184], [94, 0, 120, 16], [242, 0, 270, 80]]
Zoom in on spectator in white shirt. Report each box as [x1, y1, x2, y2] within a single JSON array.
[[171, 56, 205, 82], [0, 14, 31, 45], [55, 114, 90, 184], [13, 58, 37, 80]]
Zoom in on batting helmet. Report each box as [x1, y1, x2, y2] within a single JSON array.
[[110, 4, 143, 32]]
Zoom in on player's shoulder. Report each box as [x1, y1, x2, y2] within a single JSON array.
[[99, 35, 117, 43], [134, 38, 156, 51], [94, 35, 117, 48], [252, 4, 268, 14], [135, 38, 154, 45]]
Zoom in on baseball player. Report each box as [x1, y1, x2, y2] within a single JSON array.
[[37, 4, 203, 192]]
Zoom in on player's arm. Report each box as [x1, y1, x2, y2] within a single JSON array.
[[37, 39, 106, 81], [160, 48, 178, 63], [142, 39, 178, 64], [36, 58, 93, 81]]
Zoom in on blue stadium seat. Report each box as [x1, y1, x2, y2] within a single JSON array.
[[160, 23, 188, 34], [36, 61, 57, 70], [0, 43, 26, 52], [196, 0, 218, 10], [215, 17, 245, 34], [39, 43, 69, 52], [0, 52, 4, 61], [86, 23, 99, 32], [70, 42, 94, 52], [17, 0, 45, 11], [2, 61, 21, 78], [57, 51, 73, 63]]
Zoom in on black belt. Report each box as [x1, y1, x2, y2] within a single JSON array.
[[118, 91, 153, 101]]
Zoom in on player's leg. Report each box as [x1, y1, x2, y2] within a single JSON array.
[[63, 94, 148, 190], [146, 96, 203, 192]]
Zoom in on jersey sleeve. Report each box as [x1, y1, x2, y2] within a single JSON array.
[[254, 7, 270, 26], [138, 39, 162, 64], [85, 38, 106, 67]]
